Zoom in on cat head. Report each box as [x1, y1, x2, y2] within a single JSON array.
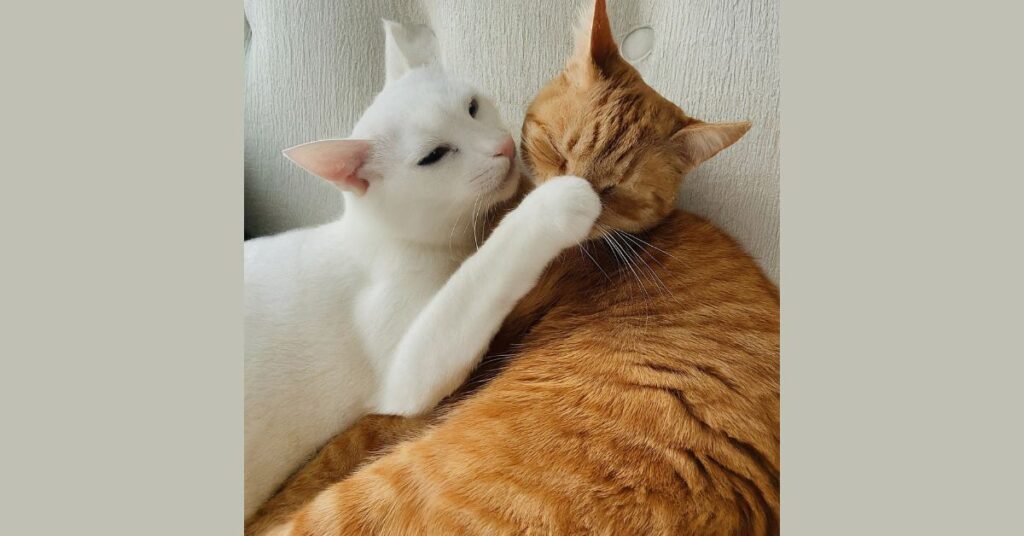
[[285, 20, 519, 239], [521, 0, 751, 234]]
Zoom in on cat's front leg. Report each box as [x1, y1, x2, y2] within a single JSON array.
[[376, 176, 600, 416]]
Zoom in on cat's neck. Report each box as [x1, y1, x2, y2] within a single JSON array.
[[339, 192, 483, 251]]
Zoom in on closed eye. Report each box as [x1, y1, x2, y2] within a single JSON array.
[[600, 185, 617, 196], [523, 120, 568, 174], [417, 146, 452, 166]]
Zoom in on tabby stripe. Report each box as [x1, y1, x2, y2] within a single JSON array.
[[638, 360, 742, 395], [627, 380, 779, 493], [703, 456, 778, 536], [565, 130, 581, 154], [586, 117, 604, 154], [694, 363, 743, 393], [595, 87, 614, 111]]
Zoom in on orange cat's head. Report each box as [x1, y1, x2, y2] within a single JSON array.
[[522, 0, 752, 234]]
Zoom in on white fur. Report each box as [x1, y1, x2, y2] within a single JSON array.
[[243, 21, 600, 520]]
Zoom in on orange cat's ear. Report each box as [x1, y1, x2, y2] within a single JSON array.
[[589, 0, 619, 70], [674, 121, 753, 166], [569, 0, 625, 81]]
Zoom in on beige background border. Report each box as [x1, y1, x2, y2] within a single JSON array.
[[781, 0, 1024, 533], [1, 0, 1021, 533], [1, 0, 242, 532]]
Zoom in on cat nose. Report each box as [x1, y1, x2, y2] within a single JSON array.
[[493, 137, 516, 160]]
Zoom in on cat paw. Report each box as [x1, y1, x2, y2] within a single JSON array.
[[523, 175, 601, 248]]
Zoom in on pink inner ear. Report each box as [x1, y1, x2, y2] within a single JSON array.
[[283, 139, 373, 195]]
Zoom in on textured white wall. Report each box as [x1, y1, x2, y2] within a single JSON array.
[[244, 0, 779, 282]]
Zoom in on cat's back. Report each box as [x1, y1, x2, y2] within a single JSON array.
[[652, 211, 777, 307], [243, 220, 386, 519], [525, 210, 777, 352], [300, 211, 780, 535], [244, 221, 358, 293], [244, 220, 369, 339], [484, 210, 781, 533]]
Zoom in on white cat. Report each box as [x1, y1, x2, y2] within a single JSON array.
[[243, 21, 601, 519]]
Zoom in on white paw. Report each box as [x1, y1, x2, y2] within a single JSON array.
[[522, 175, 601, 248]]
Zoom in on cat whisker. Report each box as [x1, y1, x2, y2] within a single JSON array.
[[471, 196, 482, 251], [607, 231, 649, 299], [600, 234, 622, 271], [468, 170, 491, 185], [603, 233, 649, 332], [599, 234, 632, 305], [637, 257, 674, 300], [618, 230, 678, 261], [623, 234, 677, 302], [603, 231, 655, 351], [616, 232, 668, 269], [448, 208, 467, 260], [469, 164, 508, 188], [614, 231, 674, 300], [579, 242, 611, 281]]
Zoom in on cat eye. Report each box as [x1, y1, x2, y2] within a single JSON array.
[[468, 98, 479, 118], [600, 185, 617, 196], [417, 146, 452, 166]]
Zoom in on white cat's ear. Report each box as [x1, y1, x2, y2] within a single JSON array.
[[283, 139, 374, 196], [383, 19, 440, 85]]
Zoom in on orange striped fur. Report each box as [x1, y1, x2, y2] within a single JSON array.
[[252, 1, 779, 533]]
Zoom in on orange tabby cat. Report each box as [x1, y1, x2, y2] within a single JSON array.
[[252, 1, 779, 534]]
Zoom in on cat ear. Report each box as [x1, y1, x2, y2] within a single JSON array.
[[674, 121, 753, 166], [588, 0, 620, 70], [283, 139, 373, 196], [569, 0, 627, 82], [383, 19, 440, 85]]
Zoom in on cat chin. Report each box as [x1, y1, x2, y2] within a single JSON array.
[[483, 166, 521, 205]]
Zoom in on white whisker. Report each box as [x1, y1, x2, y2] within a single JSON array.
[[471, 196, 481, 251], [616, 231, 674, 300], [448, 208, 467, 260], [604, 230, 657, 353], [607, 231, 649, 299], [579, 242, 611, 281], [617, 231, 678, 261]]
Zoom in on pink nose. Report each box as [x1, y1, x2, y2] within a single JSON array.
[[494, 137, 516, 160]]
